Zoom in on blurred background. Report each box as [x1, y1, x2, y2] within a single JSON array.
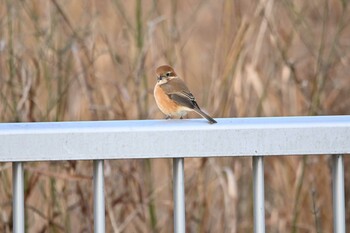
[[1, 0, 350, 232]]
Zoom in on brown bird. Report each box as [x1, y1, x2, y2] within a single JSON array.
[[154, 65, 217, 124]]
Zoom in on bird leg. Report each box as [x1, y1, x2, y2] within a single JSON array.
[[165, 115, 172, 120]]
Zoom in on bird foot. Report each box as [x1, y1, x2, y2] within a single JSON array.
[[165, 115, 172, 120]]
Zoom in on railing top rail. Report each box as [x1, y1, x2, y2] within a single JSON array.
[[0, 115, 349, 162]]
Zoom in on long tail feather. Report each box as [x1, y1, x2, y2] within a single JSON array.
[[194, 109, 217, 124]]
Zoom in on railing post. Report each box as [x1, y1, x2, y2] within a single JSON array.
[[332, 155, 346, 233], [173, 158, 186, 233], [13, 162, 25, 233], [93, 160, 105, 233], [253, 156, 265, 233]]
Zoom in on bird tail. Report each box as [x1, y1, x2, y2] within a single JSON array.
[[194, 109, 217, 124]]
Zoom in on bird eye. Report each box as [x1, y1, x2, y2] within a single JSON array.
[[166, 72, 171, 77]]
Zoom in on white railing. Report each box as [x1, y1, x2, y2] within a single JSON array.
[[1, 116, 350, 233]]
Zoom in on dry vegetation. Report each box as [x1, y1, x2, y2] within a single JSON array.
[[0, 0, 350, 232]]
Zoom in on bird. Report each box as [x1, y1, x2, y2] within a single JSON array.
[[154, 65, 217, 124]]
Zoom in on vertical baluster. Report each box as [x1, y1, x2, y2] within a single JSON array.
[[253, 156, 265, 233], [332, 155, 346, 233], [13, 162, 24, 233], [173, 158, 186, 233], [94, 160, 105, 233]]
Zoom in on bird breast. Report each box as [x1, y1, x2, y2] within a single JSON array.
[[154, 84, 190, 116]]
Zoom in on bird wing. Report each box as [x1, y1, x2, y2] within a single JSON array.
[[161, 78, 200, 110], [169, 92, 197, 109]]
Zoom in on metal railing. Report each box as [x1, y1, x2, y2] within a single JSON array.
[[1, 116, 349, 233]]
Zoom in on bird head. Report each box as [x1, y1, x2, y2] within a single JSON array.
[[156, 65, 177, 83]]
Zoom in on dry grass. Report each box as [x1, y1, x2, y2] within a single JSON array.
[[1, 0, 350, 232]]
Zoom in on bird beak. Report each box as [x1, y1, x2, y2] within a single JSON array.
[[157, 75, 162, 81]]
